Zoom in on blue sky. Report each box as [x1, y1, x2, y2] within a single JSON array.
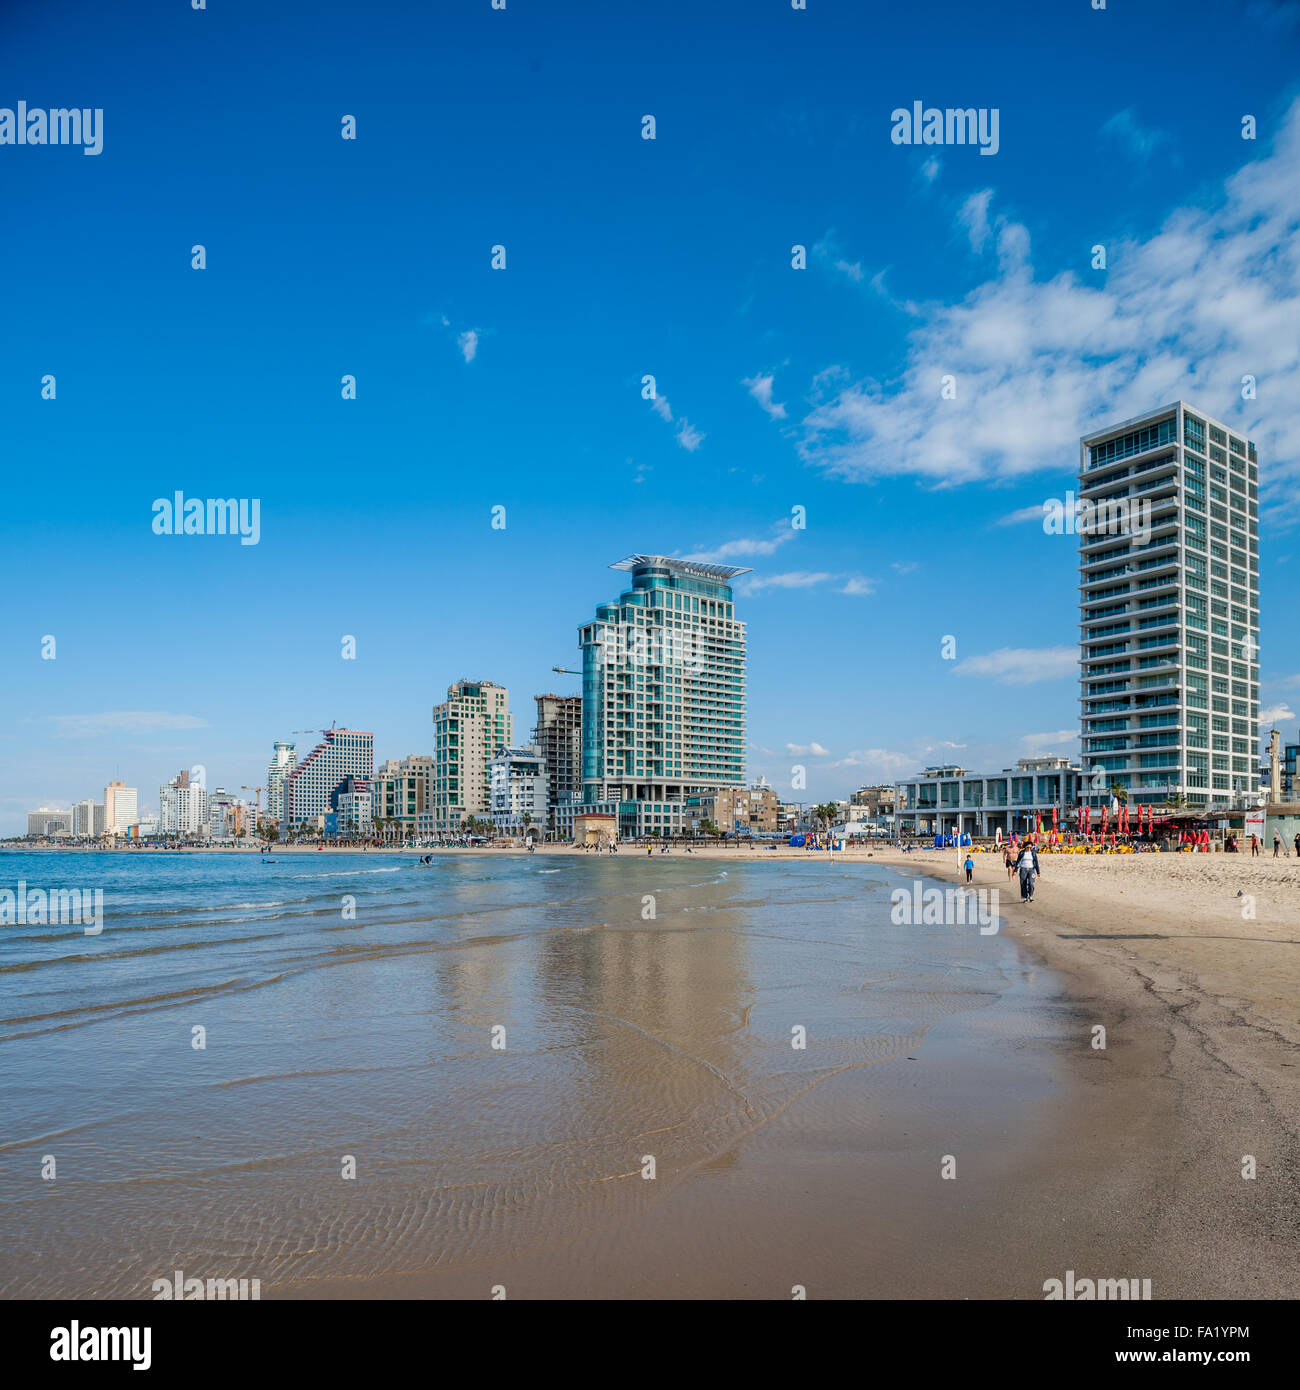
[[3, 0, 1299, 832]]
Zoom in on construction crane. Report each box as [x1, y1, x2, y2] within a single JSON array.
[[291, 721, 338, 736], [551, 666, 581, 676]]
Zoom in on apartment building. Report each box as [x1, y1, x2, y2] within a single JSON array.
[[1079, 403, 1260, 811], [488, 745, 548, 836], [372, 755, 435, 839], [432, 681, 512, 835]]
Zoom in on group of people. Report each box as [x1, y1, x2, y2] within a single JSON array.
[[1243, 831, 1300, 858], [961, 844, 1041, 902]]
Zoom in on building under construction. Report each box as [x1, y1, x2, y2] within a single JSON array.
[[532, 693, 581, 836]]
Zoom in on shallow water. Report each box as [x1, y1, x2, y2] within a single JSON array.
[[0, 850, 1053, 1298]]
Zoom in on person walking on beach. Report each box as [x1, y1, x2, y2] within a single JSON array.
[[964, 852, 974, 884], [1274, 831, 1282, 858], [1294, 832, 1300, 860], [1016, 842, 1040, 902], [1004, 843, 1016, 881], [1251, 833, 1259, 857]]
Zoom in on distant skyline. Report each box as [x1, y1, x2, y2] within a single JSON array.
[[4, 0, 1300, 835]]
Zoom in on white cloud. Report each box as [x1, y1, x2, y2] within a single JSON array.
[[742, 373, 788, 420], [953, 646, 1077, 685], [1260, 702, 1296, 727], [738, 570, 833, 595], [1100, 108, 1172, 163], [920, 156, 942, 184], [683, 526, 795, 562], [995, 503, 1048, 527], [785, 741, 830, 757], [457, 329, 478, 363], [1020, 728, 1081, 754], [812, 233, 867, 287], [646, 392, 705, 450], [827, 747, 921, 776], [891, 560, 918, 575], [676, 420, 705, 451], [737, 567, 877, 598], [795, 98, 1300, 520], [959, 188, 994, 253], [44, 712, 210, 738]]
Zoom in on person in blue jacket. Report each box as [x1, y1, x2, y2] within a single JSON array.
[[963, 853, 974, 883]]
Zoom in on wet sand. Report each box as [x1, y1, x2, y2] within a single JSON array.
[[291, 848, 1300, 1300], [4, 848, 1296, 1299]]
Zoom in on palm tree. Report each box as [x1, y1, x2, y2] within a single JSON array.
[[522, 812, 534, 842], [1110, 780, 1128, 805]]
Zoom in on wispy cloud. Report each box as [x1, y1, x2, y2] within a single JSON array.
[[1019, 728, 1081, 754], [742, 372, 788, 420], [735, 568, 876, 598], [827, 747, 919, 776], [953, 647, 1077, 685], [43, 711, 210, 739], [995, 503, 1047, 527], [1260, 702, 1296, 727], [676, 420, 705, 452], [795, 98, 1300, 518], [457, 329, 478, 363], [648, 391, 705, 450], [785, 741, 830, 757], [738, 570, 833, 595], [1100, 108, 1172, 164], [891, 560, 918, 575], [683, 524, 796, 563], [959, 188, 994, 253]]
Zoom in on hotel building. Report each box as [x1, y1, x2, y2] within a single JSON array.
[[265, 742, 298, 822], [431, 681, 512, 835], [577, 555, 747, 839], [71, 799, 106, 838], [1079, 404, 1260, 811], [895, 758, 1084, 838], [104, 781, 138, 835], [282, 729, 374, 828], [532, 693, 582, 835], [26, 808, 74, 838]]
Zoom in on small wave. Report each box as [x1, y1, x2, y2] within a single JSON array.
[[283, 868, 404, 879]]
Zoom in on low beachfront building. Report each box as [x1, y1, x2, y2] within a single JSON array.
[[571, 811, 617, 847], [895, 757, 1085, 838], [700, 778, 782, 836]]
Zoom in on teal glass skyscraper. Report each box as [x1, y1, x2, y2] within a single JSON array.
[[577, 555, 749, 839]]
